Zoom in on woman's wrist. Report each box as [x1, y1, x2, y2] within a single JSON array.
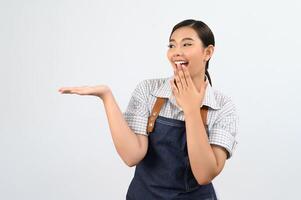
[[100, 88, 113, 103]]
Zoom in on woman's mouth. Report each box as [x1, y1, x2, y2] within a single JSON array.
[[174, 60, 189, 67]]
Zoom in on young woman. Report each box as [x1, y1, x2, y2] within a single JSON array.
[[58, 19, 239, 200]]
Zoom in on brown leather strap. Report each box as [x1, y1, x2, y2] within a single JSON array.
[[147, 97, 208, 134], [147, 97, 165, 134]]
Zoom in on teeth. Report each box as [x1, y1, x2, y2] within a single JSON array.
[[174, 61, 187, 65]]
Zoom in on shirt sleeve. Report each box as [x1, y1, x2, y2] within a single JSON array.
[[209, 99, 239, 159], [123, 80, 150, 136]]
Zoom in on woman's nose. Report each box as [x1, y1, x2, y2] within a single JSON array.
[[172, 49, 184, 57]]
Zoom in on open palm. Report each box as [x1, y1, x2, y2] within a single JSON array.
[[58, 84, 110, 99]]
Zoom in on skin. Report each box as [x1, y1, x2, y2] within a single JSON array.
[[167, 26, 213, 93], [58, 85, 148, 167], [167, 26, 228, 184], [58, 26, 228, 184]]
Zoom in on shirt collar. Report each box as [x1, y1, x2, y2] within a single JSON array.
[[151, 76, 221, 110]]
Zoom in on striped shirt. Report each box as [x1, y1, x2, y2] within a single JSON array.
[[123, 76, 239, 159]]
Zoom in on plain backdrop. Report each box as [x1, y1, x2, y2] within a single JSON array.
[[1, 0, 301, 199]]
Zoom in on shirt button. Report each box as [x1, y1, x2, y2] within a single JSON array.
[[149, 123, 153, 126]]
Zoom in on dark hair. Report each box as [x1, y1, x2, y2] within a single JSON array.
[[169, 19, 215, 86]]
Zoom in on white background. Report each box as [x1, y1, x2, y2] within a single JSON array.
[[1, 0, 300, 199]]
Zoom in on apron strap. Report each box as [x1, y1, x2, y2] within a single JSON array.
[[147, 97, 208, 135], [147, 97, 166, 134]]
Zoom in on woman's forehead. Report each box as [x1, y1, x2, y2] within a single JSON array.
[[169, 27, 199, 42]]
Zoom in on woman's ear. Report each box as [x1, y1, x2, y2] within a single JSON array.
[[204, 45, 214, 61]]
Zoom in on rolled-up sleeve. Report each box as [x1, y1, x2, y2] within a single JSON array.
[[209, 100, 239, 159], [123, 80, 149, 136]]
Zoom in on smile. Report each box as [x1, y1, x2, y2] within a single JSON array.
[[174, 60, 189, 67]]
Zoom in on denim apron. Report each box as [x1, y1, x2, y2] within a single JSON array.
[[126, 97, 217, 200]]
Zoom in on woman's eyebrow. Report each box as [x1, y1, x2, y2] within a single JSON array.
[[169, 37, 195, 42]]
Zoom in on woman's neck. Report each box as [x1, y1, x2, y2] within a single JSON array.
[[191, 72, 206, 92]]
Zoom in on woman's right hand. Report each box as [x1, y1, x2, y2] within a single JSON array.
[[58, 84, 111, 100]]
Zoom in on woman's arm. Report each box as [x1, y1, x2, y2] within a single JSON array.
[[102, 90, 148, 167], [170, 65, 228, 184], [58, 85, 148, 167], [184, 110, 227, 184]]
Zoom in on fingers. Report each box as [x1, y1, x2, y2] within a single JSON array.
[[174, 64, 188, 91], [174, 70, 183, 92], [178, 65, 188, 90], [58, 87, 71, 94], [58, 87, 81, 94], [170, 78, 179, 95], [182, 65, 193, 87]]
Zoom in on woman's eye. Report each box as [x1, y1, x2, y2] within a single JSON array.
[[168, 44, 175, 48], [183, 43, 192, 47]]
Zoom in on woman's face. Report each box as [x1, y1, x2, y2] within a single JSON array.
[[167, 26, 212, 78]]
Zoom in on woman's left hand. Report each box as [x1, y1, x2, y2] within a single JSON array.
[[170, 64, 208, 114]]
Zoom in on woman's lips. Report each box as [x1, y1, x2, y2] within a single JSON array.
[[174, 61, 189, 68], [174, 60, 188, 65]]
